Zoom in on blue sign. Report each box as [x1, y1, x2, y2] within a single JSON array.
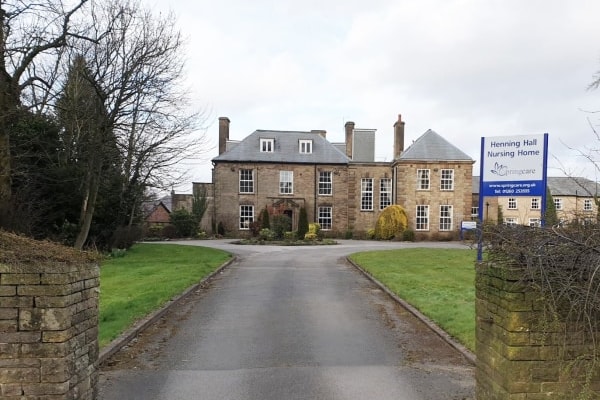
[[480, 134, 548, 197]]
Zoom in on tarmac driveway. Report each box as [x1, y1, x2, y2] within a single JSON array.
[[99, 240, 475, 400]]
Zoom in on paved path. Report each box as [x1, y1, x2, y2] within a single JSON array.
[[99, 240, 475, 400]]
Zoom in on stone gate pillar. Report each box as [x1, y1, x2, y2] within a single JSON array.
[[0, 232, 99, 399], [475, 262, 600, 399]]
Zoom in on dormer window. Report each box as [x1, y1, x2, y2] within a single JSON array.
[[260, 138, 274, 152], [299, 139, 312, 154]]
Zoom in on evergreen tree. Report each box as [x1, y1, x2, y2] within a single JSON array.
[[56, 55, 119, 249], [544, 186, 558, 227], [260, 207, 270, 230], [297, 207, 309, 239]]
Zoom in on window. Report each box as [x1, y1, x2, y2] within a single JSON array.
[[361, 178, 373, 211], [318, 206, 332, 230], [416, 205, 429, 230], [531, 198, 540, 210], [380, 178, 392, 209], [504, 217, 518, 226], [440, 169, 454, 191], [584, 199, 593, 211], [319, 171, 332, 195], [239, 169, 254, 193], [299, 139, 313, 154], [260, 138, 274, 152], [239, 205, 254, 230], [554, 198, 563, 210], [471, 206, 479, 221], [417, 169, 430, 190], [439, 205, 453, 231], [279, 171, 293, 194], [528, 218, 540, 227], [508, 198, 517, 210]]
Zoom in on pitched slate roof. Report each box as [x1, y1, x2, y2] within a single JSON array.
[[399, 129, 473, 162], [213, 130, 349, 164], [472, 176, 599, 196], [547, 176, 599, 196]]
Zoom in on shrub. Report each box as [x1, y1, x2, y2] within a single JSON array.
[[271, 215, 292, 240], [170, 208, 197, 237], [305, 223, 321, 240], [284, 231, 296, 241], [402, 228, 415, 242], [195, 231, 208, 239], [304, 232, 318, 241], [249, 221, 261, 237], [258, 228, 274, 240], [344, 230, 353, 239], [110, 225, 143, 250], [161, 224, 177, 239], [374, 204, 408, 240], [366, 228, 376, 240], [217, 221, 225, 236]]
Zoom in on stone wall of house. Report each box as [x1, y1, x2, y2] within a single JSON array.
[[348, 164, 394, 236], [475, 262, 600, 399], [213, 162, 349, 236], [0, 233, 99, 399], [396, 161, 473, 238]]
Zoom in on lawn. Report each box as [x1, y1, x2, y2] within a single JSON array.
[[99, 243, 231, 347], [349, 248, 477, 351]]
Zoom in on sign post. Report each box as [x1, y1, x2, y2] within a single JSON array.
[[478, 134, 549, 261]]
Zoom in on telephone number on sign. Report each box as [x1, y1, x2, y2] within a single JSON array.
[[502, 188, 530, 194]]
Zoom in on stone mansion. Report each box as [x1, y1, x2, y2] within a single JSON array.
[[179, 115, 475, 239]]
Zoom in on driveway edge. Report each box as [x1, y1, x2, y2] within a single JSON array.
[[347, 257, 476, 365], [98, 256, 236, 365]]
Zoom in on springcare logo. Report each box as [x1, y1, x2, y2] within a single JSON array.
[[490, 162, 536, 177]]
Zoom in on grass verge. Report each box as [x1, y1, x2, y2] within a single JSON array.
[[99, 243, 231, 348], [349, 248, 476, 351]]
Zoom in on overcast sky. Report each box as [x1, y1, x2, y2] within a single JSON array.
[[142, 0, 600, 192]]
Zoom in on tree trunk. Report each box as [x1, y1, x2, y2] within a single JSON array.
[[74, 166, 101, 250]]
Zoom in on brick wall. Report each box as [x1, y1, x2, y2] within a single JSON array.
[[0, 236, 99, 399], [475, 262, 600, 399]]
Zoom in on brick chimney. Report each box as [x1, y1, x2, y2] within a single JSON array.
[[344, 121, 355, 159], [393, 114, 405, 159], [218, 117, 230, 155]]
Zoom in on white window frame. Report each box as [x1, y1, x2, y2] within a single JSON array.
[[239, 205, 254, 230], [531, 198, 540, 210], [279, 171, 293, 194], [299, 139, 313, 154], [417, 169, 430, 190], [471, 206, 479, 217], [239, 169, 254, 193], [361, 178, 373, 211], [379, 178, 392, 210], [439, 205, 453, 231], [554, 198, 563, 210], [260, 138, 274, 153], [504, 217, 518, 226], [508, 198, 517, 210], [318, 206, 332, 230], [528, 218, 540, 227], [416, 205, 429, 231], [319, 171, 332, 196], [440, 169, 454, 191], [584, 199, 593, 211]]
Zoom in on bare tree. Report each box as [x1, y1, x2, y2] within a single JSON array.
[[76, 0, 210, 231], [0, 0, 91, 207]]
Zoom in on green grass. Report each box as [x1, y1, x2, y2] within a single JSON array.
[[99, 243, 231, 348], [349, 248, 477, 351]]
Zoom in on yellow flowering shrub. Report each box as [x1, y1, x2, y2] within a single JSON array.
[[374, 205, 408, 240]]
